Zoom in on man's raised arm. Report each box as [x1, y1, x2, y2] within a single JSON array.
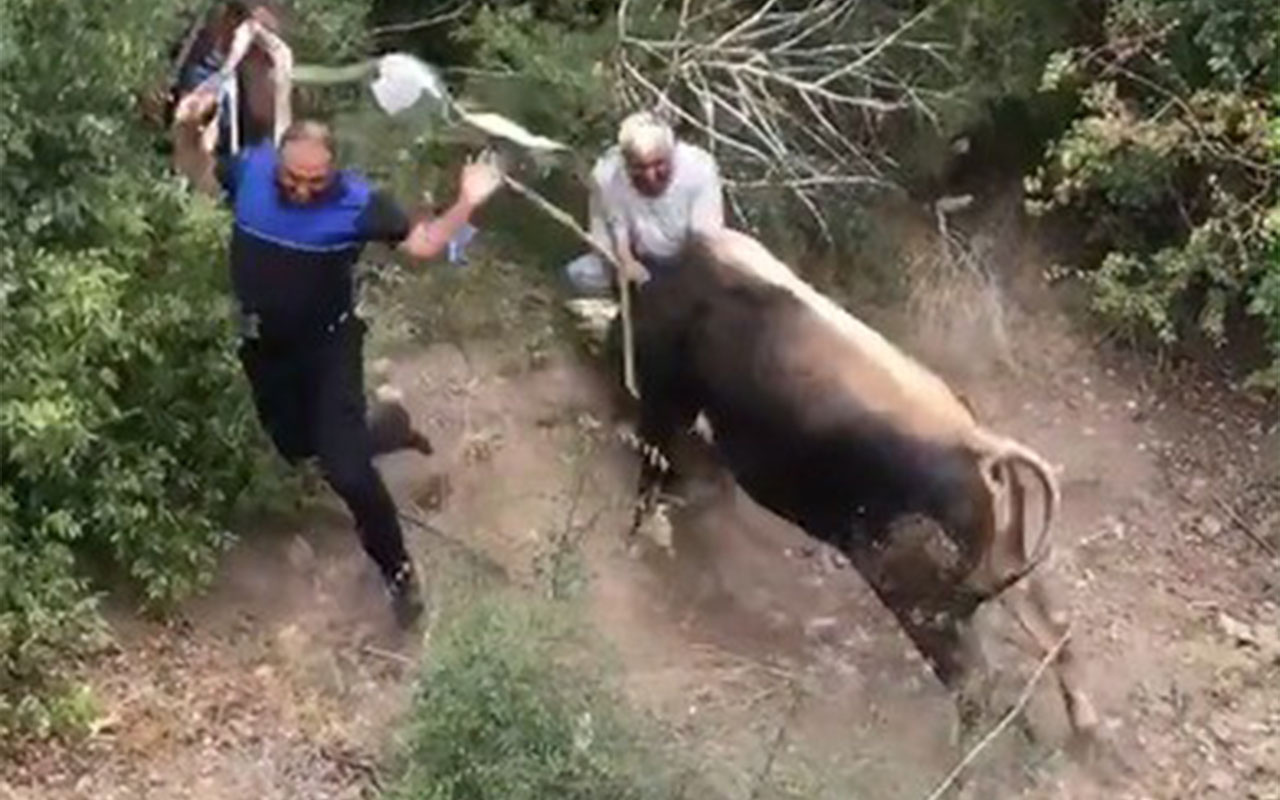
[[397, 161, 504, 262], [171, 91, 223, 197]]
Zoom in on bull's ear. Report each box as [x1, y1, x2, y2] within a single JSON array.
[[1005, 460, 1030, 567], [976, 456, 1004, 525], [981, 458, 1027, 582], [988, 460, 1011, 535]]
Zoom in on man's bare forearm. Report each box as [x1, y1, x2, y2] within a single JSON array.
[[172, 122, 221, 196], [399, 196, 478, 262]]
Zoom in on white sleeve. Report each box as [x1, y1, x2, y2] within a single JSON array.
[[591, 154, 632, 253], [688, 152, 725, 234], [587, 181, 611, 250], [588, 160, 630, 265]]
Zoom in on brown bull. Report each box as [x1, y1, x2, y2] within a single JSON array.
[[625, 228, 1096, 734]]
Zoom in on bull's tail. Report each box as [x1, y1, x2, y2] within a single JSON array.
[[970, 429, 1061, 593]]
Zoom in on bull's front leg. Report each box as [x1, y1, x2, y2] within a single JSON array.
[[622, 301, 699, 554], [628, 407, 671, 522], [625, 384, 700, 556], [1001, 573, 1099, 737], [626, 402, 688, 556]]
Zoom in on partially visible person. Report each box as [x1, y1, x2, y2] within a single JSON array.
[[565, 111, 725, 295], [159, 1, 291, 158], [172, 89, 504, 627]]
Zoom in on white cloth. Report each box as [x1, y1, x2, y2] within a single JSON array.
[[588, 141, 724, 260], [564, 252, 613, 295]]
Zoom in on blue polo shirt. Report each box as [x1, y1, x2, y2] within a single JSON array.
[[219, 144, 410, 345]]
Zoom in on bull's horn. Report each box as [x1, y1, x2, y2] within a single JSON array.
[[975, 431, 1061, 570]]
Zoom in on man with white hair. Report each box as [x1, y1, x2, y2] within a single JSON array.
[[565, 111, 725, 294]]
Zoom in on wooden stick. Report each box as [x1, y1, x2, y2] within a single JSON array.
[[921, 628, 1072, 800], [497, 174, 619, 268], [749, 680, 803, 800], [360, 644, 415, 667], [499, 173, 640, 398], [1212, 495, 1276, 557], [618, 257, 638, 397]]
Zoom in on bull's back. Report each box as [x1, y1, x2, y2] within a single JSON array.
[[685, 280, 975, 531], [698, 231, 975, 443]]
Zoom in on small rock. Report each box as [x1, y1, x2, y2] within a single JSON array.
[[825, 549, 851, 571], [1217, 612, 1258, 647], [805, 617, 840, 644], [286, 535, 316, 572], [1207, 769, 1236, 793], [1199, 515, 1225, 539]]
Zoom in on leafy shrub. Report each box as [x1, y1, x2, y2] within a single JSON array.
[[0, 0, 366, 740], [383, 592, 681, 800], [1025, 0, 1280, 386]]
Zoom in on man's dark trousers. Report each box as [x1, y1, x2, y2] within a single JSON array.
[[238, 316, 411, 586]]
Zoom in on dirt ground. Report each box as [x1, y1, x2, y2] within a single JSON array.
[[4, 192, 1278, 799]]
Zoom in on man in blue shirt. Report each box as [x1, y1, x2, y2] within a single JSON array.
[[172, 89, 502, 627]]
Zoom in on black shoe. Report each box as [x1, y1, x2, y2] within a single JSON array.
[[388, 563, 426, 629]]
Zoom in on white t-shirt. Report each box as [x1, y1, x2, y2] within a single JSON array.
[[588, 141, 724, 260]]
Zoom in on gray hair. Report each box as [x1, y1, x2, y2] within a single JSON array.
[[618, 111, 674, 159], [280, 119, 334, 155]]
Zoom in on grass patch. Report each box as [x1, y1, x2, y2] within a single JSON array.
[[382, 589, 687, 800]]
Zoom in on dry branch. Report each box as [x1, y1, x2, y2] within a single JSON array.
[[370, 1, 472, 38], [361, 644, 415, 667], [614, 0, 956, 240], [921, 629, 1072, 800], [1211, 495, 1277, 557], [748, 679, 804, 799]]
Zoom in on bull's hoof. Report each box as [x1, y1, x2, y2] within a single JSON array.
[[625, 535, 645, 560], [1066, 689, 1100, 737], [631, 502, 675, 558], [953, 684, 993, 743]]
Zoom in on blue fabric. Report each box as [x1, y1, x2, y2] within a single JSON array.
[[224, 144, 381, 345], [446, 222, 477, 266], [230, 144, 371, 252], [564, 253, 612, 295], [177, 50, 237, 153]]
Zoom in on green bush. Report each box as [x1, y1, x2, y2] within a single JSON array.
[[0, 0, 366, 741], [384, 593, 681, 800], [1025, 0, 1280, 386]]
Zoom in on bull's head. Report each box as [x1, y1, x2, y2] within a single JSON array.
[[960, 432, 1061, 601]]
